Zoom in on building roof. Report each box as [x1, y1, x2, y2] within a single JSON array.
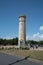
[[19, 14, 26, 18]]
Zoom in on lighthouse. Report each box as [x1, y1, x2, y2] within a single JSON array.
[[18, 15, 26, 47]]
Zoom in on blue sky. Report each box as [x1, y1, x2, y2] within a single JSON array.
[[0, 0, 43, 41]]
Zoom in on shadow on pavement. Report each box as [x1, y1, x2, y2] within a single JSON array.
[[8, 56, 30, 65]]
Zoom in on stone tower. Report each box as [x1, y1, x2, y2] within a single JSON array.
[[18, 15, 26, 47]]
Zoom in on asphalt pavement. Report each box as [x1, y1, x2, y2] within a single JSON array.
[[0, 52, 43, 65]]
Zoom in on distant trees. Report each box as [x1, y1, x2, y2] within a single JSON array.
[[0, 37, 43, 46], [38, 41, 43, 46], [0, 37, 18, 46], [0, 39, 3, 45], [26, 40, 43, 46]]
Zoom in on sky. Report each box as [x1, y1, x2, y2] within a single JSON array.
[[0, 0, 43, 41]]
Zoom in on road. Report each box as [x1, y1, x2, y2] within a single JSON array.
[[0, 52, 43, 65]]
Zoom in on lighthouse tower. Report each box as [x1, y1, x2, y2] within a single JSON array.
[[18, 15, 26, 47]]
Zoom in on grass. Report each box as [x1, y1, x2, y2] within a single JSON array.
[[0, 48, 43, 61]]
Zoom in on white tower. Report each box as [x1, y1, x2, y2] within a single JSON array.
[[18, 15, 26, 47]]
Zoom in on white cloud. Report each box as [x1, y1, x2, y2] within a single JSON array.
[[39, 26, 43, 31], [26, 36, 30, 40], [40, 34, 43, 40], [1, 37, 13, 39], [32, 33, 40, 41], [26, 32, 43, 41], [33, 33, 40, 38], [26, 26, 43, 41]]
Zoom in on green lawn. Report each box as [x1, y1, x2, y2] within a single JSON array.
[[0, 48, 43, 61]]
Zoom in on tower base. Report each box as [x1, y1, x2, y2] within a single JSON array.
[[18, 40, 25, 48]]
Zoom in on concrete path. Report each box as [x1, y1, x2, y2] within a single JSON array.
[[30, 47, 43, 51], [0, 52, 43, 65]]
